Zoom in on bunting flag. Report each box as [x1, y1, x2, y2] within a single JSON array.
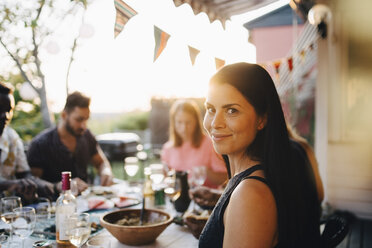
[[273, 60, 282, 74], [215, 58, 225, 70], [300, 49, 306, 63], [188, 46, 200, 65], [287, 57, 293, 72], [153, 26, 170, 62], [114, 0, 137, 38]]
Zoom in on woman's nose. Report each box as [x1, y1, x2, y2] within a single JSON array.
[[211, 111, 225, 129]]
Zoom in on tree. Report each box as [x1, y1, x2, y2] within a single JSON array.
[[0, 0, 89, 128]]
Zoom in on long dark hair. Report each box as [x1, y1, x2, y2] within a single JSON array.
[[210, 63, 320, 247]]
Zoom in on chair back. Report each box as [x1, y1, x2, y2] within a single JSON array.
[[320, 212, 350, 248]]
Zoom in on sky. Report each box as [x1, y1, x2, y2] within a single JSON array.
[[1, 0, 289, 113]]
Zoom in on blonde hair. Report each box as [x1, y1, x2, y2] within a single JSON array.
[[168, 99, 204, 148]]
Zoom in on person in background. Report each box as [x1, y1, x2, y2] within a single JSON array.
[[161, 99, 227, 188], [0, 82, 54, 201], [198, 63, 321, 247], [27, 91, 113, 194]]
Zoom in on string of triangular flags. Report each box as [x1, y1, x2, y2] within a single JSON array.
[[114, 0, 225, 70], [259, 41, 317, 85], [153, 26, 225, 70]]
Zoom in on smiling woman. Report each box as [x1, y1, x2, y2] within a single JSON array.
[[199, 63, 321, 248]]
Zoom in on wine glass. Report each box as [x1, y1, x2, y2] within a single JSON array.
[[1, 196, 22, 247], [164, 169, 181, 203], [189, 166, 207, 188], [34, 197, 52, 239], [189, 166, 207, 211], [124, 157, 140, 180], [12, 207, 36, 248], [149, 163, 165, 187], [67, 213, 91, 248]]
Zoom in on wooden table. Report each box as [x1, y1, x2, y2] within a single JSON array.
[[15, 181, 200, 248], [18, 221, 198, 247]]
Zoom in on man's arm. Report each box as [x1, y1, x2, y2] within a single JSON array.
[[91, 145, 113, 186]]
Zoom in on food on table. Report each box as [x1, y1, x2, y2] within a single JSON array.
[[115, 212, 167, 226]]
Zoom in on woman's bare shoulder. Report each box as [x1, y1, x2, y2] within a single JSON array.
[[223, 178, 277, 247]]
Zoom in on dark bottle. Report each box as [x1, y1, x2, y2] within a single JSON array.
[[173, 171, 191, 212]]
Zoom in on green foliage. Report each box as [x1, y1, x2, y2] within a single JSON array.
[[2, 74, 45, 141], [117, 111, 149, 131], [12, 104, 44, 142]]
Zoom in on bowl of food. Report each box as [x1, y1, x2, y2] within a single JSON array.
[[183, 209, 211, 239], [100, 208, 173, 246]]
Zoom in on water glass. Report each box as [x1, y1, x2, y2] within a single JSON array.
[[1, 196, 22, 247], [12, 206, 36, 248], [34, 197, 52, 239], [189, 166, 207, 188], [86, 235, 111, 248], [67, 213, 91, 248]]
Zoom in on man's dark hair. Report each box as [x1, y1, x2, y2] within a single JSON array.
[[63, 91, 90, 113], [0, 82, 14, 95]]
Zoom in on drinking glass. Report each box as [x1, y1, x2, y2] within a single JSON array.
[[188, 166, 207, 211], [164, 169, 181, 203], [12, 207, 36, 248], [67, 213, 91, 248], [189, 166, 207, 188], [124, 157, 140, 180], [34, 197, 52, 239], [149, 163, 165, 187], [1, 196, 22, 247], [86, 235, 111, 248]]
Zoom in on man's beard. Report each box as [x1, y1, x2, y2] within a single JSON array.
[[65, 118, 84, 137]]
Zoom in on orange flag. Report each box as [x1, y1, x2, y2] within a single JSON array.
[[154, 26, 170, 62], [188, 46, 200, 65], [215, 58, 225, 70]]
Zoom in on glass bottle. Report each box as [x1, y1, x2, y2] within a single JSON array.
[[143, 167, 154, 208], [55, 171, 77, 245], [173, 171, 191, 213]]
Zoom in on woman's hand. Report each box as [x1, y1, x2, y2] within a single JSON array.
[[189, 186, 222, 209]]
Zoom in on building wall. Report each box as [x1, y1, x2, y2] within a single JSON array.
[[250, 25, 304, 63], [316, 0, 372, 219]]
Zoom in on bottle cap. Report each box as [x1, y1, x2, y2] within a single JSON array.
[[61, 171, 71, 191]]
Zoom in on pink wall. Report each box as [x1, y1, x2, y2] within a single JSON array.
[[250, 25, 304, 63]]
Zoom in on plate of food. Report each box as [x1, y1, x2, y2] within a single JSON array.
[[86, 196, 140, 212]]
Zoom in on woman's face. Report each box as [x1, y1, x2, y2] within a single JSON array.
[[174, 110, 197, 142], [203, 83, 265, 157]]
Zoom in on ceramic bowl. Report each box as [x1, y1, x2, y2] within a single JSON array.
[[100, 208, 173, 246]]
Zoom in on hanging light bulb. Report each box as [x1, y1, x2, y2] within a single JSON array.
[[79, 23, 95, 38], [308, 4, 332, 39]]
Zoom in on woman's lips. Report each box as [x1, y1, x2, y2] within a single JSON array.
[[211, 133, 231, 141]]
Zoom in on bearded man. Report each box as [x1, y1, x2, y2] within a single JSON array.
[[27, 91, 113, 194]]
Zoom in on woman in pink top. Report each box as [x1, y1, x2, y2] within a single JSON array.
[[161, 99, 227, 188]]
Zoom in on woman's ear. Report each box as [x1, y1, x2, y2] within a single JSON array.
[[257, 114, 267, 130]]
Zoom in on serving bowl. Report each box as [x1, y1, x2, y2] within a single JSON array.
[[100, 208, 173, 246]]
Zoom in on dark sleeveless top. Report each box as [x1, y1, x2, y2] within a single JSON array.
[[199, 164, 280, 248]]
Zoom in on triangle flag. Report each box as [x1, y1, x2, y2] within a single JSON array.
[[188, 46, 200, 65], [273, 60, 282, 74], [114, 0, 137, 38], [287, 57, 293, 72], [215, 58, 225, 70], [154, 26, 171, 62]]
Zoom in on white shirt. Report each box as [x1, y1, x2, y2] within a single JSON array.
[[0, 126, 30, 180]]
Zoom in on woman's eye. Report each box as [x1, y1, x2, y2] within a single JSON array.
[[207, 107, 215, 114], [227, 108, 237, 114]]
